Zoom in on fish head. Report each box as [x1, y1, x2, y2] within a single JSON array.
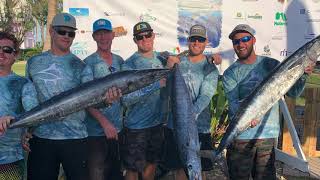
[[306, 35, 320, 63]]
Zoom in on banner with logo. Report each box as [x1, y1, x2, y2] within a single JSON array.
[[64, 0, 320, 72]]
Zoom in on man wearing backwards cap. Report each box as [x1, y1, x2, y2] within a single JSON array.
[[21, 13, 120, 180], [164, 24, 219, 180], [81, 18, 124, 180], [223, 24, 314, 180]]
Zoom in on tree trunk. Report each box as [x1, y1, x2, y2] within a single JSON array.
[[43, 0, 57, 51]]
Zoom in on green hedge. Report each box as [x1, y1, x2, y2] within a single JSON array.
[[17, 47, 42, 61]]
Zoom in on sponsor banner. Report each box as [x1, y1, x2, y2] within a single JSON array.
[[64, 0, 320, 72]]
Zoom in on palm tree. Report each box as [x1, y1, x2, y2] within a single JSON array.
[[43, 0, 57, 51]]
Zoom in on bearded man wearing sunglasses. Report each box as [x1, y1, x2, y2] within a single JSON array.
[[223, 24, 314, 180], [0, 32, 28, 180]]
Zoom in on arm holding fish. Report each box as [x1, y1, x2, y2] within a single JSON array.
[[166, 56, 181, 68], [166, 53, 222, 68], [121, 61, 166, 106], [81, 65, 122, 106], [193, 67, 219, 117], [286, 63, 315, 97], [81, 65, 119, 139], [207, 53, 222, 65], [222, 72, 241, 120], [20, 81, 40, 152], [0, 116, 15, 135], [87, 108, 118, 140]]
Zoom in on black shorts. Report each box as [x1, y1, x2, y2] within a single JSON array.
[[162, 127, 184, 170], [199, 133, 215, 171], [87, 135, 123, 180], [27, 136, 89, 180], [120, 124, 164, 172]]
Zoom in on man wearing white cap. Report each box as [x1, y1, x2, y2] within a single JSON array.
[[21, 13, 120, 180]]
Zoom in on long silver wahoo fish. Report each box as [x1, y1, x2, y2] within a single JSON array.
[[173, 64, 202, 180], [9, 68, 170, 129], [213, 35, 320, 158]]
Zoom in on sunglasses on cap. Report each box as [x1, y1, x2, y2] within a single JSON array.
[[232, 36, 252, 45], [189, 36, 206, 43], [135, 31, 153, 41], [0, 46, 16, 54], [53, 27, 76, 38]]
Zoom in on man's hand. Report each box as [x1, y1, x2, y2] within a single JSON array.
[[105, 87, 122, 105], [304, 62, 316, 75], [0, 116, 14, 135], [167, 56, 180, 69], [21, 132, 33, 152], [250, 119, 259, 128], [211, 53, 222, 65], [159, 78, 167, 88], [101, 121, 118, 140]]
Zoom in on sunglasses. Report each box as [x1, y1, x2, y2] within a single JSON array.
[[135, 32, 153, 41], [0, 46, 16, 54], [189, 36, 206, 43], [54, 28, 76, 38], [232, 36, 252, 45]]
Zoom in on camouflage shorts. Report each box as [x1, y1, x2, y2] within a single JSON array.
[[226, 138, 276, 180], [0, 160, 24, 180], [120, 125, 165, 172]]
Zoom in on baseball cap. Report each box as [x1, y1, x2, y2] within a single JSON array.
[[52, 13, 77, 29], [229, 24, 255, 39], [189, 25, 207, 38], [93, 19, 112, 33], [133, 22, 153, 35]]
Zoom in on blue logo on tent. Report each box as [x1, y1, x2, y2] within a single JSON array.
[[69, 8, 89, 16]]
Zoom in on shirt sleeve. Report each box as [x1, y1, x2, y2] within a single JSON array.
[[22, 81, 39, 111], [223, 69, 240, 119], [193, 67, 219, 116]]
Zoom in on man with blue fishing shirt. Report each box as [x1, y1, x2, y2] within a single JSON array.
[[21, 13, 121, 180], [120, 21, 167, 180], [81, 18, 124, 180], [0, 32, 28, 180], [165, 24, 220, 180], [223, 24, 314, 180]]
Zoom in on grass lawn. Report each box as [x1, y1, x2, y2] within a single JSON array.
[[12, 61, 26, 76]]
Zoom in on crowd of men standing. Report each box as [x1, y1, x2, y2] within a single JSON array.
[[0, 12, 316, 180]]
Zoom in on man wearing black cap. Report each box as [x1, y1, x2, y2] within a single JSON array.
[[120, 21, 167, 180], [223, 24, 314, 180]]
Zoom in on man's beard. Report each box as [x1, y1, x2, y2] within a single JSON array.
[[236, 45, 253, 61]]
